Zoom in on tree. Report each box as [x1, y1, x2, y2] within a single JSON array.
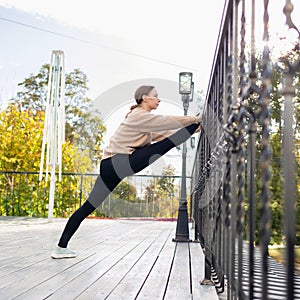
[[242, 47, 300, 245], [112, 179, 137, 202], [0, 104, 43, 171], [9, 64, 106, 162], [267, 46, 300, 244], [92, 179, 142, 218], [0, 64, 106, 217], [143, 165, 178, 218], [0, 104, 96, 216]]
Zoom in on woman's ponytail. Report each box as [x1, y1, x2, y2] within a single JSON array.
[[130, 104, 140, 111], [125, 104, 139, 118]]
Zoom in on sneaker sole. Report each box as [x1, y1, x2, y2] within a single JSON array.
[[51, 254, 77, 259]]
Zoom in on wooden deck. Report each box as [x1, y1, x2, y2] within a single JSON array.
[[0, 217, 219, 300]]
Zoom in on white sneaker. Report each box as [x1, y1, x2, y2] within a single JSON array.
[[51, 246, 77, 259]]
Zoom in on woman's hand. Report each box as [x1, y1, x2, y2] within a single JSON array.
[[195, 112, 203, 124], [194, 124, 202, 133]]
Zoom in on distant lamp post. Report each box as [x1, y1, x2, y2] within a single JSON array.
[[173, 72, 193, 242], [190, 137, 196, 149]]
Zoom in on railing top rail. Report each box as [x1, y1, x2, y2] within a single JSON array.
[[0, 170, 189, 179], [205, 0, 230, 104]]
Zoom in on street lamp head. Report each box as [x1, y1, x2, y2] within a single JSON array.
[[179, 72, 193, 95]]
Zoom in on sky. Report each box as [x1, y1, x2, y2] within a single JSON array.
[[0, 0, 225, 103], [0, 1, 299, 108], [0, 0, 299, 175]]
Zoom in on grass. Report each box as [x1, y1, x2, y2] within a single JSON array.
[[269, 247, 300, 274]]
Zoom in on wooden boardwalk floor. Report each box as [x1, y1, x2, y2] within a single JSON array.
[[0, 217, 218, 300]]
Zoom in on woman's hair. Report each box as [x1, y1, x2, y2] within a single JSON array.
[[126, 85, 155, 117]]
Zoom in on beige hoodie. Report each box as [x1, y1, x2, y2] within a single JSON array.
[[103, 107, 200, 158]]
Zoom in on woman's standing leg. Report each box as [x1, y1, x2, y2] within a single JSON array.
[[52, 159, 123, 258]]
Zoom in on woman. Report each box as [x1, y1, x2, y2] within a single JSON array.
[[51, 85, 202, 258]]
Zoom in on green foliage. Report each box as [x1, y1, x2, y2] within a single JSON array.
[[142, 165, 179, 218], [266, 47, 300, 245], [243, 47, 300, 245], [112, 180, 137, 202], [0, 104, 44, 171], [9, 64, 106, 162], [0, 103, 98, 217], [0, 63, 106, 217], [269, 133, 284, 244]]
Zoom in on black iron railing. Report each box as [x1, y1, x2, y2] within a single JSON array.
[[190, 0, 299, 299]]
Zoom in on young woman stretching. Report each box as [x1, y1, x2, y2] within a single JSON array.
[[51, 85, 202, 258]]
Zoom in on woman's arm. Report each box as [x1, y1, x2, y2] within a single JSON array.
[[152, 124, 201, 142], [127, 110, 201, 132]]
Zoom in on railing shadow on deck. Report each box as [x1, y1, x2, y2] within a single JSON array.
[[190, 0, 300, 299]]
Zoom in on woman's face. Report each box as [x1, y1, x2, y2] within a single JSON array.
[[143, 88, 161, 111]]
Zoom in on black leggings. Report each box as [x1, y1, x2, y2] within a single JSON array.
[[58, 123, 198, 247]]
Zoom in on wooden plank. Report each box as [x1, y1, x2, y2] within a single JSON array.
[[0, 249, 96, 299], [106, 229, 173, 299], [189, 242, 219, 300], [0, 252, 48, 280], [136, 232, 177, 299], [0, 221, 104, 290], [76, 228, 165, 299], [46, 241, 144, 299], [164, 242, 192, 300], [3, 221, 153, 299], [49, 226, 166, 299], [0, 219, 127, 296], [0, 218, 212, 300]]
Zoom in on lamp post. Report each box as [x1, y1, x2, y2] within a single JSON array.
[[173, 72, 193, 242]]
